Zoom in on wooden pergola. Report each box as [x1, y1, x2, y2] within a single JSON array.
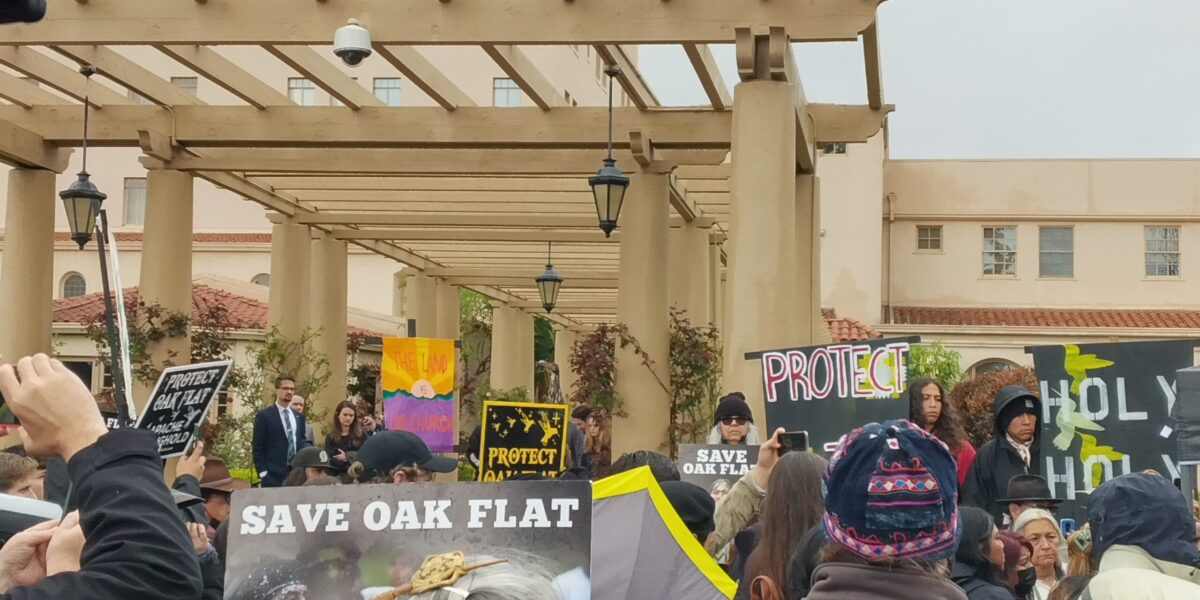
[[0, 0, 892, 452]]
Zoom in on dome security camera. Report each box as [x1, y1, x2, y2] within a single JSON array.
[[333, 19, 372, 67]]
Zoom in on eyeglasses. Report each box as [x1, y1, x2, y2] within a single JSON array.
[[720, 416, 748, 426]]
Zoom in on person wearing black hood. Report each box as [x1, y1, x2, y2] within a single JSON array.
[[963, 385, 1042, 527], [953, 506, 1017, 600]]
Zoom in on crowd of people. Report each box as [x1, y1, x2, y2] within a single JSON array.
[[0, 355, 1196, 600]]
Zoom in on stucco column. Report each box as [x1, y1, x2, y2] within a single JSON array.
[[490, 304, 532, 393], [554, 328, 579, 402], [708, 241, 722, 331], [310, 232, 348, 420], [0, 169, 56, 361], [516, 310, 536, 396], [406, 273, 439, 338], [392, 271, 406, 318], [613, 171, 671, 457], [435, 279, 460, 340], [724, 79, 801, 427], [668, 222, 712, 326], [135, 169, 195, 406], [799, 175, 830, 343], [269, 218, 312, 379]]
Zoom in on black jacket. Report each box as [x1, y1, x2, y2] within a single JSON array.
[[951, 562, 1016, 600], [252, 404, 312, 487], [962, 387, 1042, 527], [3, 429, 203, 599]]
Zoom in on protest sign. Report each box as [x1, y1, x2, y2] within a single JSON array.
[[382, 337, 457, 453], [748, 336, 917, 454], [99, 411, 122, 430], [135, 360, 231, 458], [676, 444, 759, 496], [479, 401, 569, 481], [1029, 339, 1196, 521], [224, 480, 591, 600]]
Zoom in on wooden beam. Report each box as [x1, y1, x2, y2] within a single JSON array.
[[0, 47, 132, 108], [0, 71, 69, 108], [862, 22, 884, 110], [51, 45, 201, 106], [332, 227, 618, 243], [594, 45, 659, 109], [509, 300, 613, 311], [425, 267, 617, 280], [0, 106, 734, 149], [0, 119, 71, 171], [682, 44, 732, 111], [290, 189, 592, 202], [2, 0, 884, 45], [257, 176, 591, 192], [481, 44, 561, 111], [667, 174, 699, 222], [263, 45, 384, 110], [195, 171, 305, 216], [158, 44, 293, 109], [444, 277, 614, 289], [808, 103, 893, 143], [299, 214, 609, 227], [374, 45, 475, 111]]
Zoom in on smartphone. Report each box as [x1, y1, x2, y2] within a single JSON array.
[[1060, 518, 1076, 537], [778, 431, 810, 456]]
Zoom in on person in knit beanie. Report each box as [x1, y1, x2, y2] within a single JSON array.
[[705, 392, 762, 445], [805, 419, 968, 600]]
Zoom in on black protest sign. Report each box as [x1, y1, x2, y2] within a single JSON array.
[[224, 480, 592, 600], [99, 411, 122, 430], [748, 336, 917, 454], [677, 444, 759, 495], [135, 360, 232, 458], [1028, 339, 1195, 521], [1174, 367, 1200, 465], [479, 401, 569, 482]]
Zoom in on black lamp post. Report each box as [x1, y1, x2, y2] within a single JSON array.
[[58, 66, 131, 427], [589, 65, 630, 238], [535, 242, 564, 313]]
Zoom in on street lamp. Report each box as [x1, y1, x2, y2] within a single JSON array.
[[535, 243, 564, 313], [589, 65, 630, 238], [58, 66, 131, 427]]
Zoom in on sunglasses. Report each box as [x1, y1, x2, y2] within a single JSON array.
[[720, 416, 749, 426]]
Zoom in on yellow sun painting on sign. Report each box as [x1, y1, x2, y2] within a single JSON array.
[[382, 337, 457, 452]]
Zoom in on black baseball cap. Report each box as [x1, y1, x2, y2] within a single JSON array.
[[292, 447, 338, 473], [356, 431, 457, 477]]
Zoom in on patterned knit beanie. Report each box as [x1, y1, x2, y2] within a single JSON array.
[[822, 419, 960, 562]]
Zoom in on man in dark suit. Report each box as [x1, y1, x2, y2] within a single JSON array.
[[252, 375, 312, 487]]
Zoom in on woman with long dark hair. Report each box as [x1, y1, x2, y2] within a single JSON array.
[[737, 451, 828, 599], [325, 400, 366, 472], [952, 506, 1016, 599], [907, 377, 977, 487], [585, 412, 612, 472]]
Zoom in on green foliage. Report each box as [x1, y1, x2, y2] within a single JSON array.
[[533, 317, 555, 402], [458, 289, 493, 417], [228, 467, 261, 486], [949, 366, 1038, 448], [345, 331, 380, 406], [567, 324, 623, 417], [476, 384, 530, 404], [667, 309, 723, 455], [908, 341, 964, 390]]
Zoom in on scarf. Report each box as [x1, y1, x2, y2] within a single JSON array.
[[1006, 433, 1032, 468]]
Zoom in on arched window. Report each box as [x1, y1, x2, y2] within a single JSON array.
[[967, 358, 1019, 379], [251, 273, 271, 287], [61, 272, 87, 298]]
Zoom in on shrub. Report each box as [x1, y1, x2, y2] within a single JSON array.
[[949, 367, 1038, 448]]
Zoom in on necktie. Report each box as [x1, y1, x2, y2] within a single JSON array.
[[283, 409, 296, 464]]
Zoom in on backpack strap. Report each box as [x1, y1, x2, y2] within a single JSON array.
[[750, 575, 783, 600]]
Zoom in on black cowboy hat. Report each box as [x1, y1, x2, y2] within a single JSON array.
[[997, 474, 1063, 504]]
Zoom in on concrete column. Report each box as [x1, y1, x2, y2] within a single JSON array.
[[392, 271, 406, 318], [490, 304, 532, 393], [136, 169, 195, 406], [613, 171, 671, 457], [724, 80, 801, 426], [268, 218, 312, 377], [554, 328, 579, 402], [799, 175, 830, 343], [668, 222, 712, 326], [516, 310, 536, 396], [0, 169, 56, 361], [708, 242, 722, 330], [435, 279, 460, 340], [406, 273, 439, 338], [310, 232, 348, 419]]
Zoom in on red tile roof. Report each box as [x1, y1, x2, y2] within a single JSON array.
[[53, 283, 384, 337], [892, 306, 1200, 329], [822, 309, 883, 342], [0, 233, 272, 244]]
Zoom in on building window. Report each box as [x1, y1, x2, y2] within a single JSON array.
[[62, 360, 95, 391], [1145, 226, 1180, 277], [61, 272, 87, 298], [128, 90, 154, 105], [215, 391, 232, 419], [252, 273, 271, 287], [1039, 227, 1074, 278], [917, 225, 942, 251], [967, 358, 1018, 379], [122, 178, 147, 226], [170, 76, 198, 96], [982, 226, 1017, 276], [288, 78, 316, 106], [373, 78, 402, 107], [492, 78, 522, 108], [821, 143, 847, 155]]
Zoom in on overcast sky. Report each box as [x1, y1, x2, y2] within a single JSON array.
[[638, 0, 1200, 159]]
